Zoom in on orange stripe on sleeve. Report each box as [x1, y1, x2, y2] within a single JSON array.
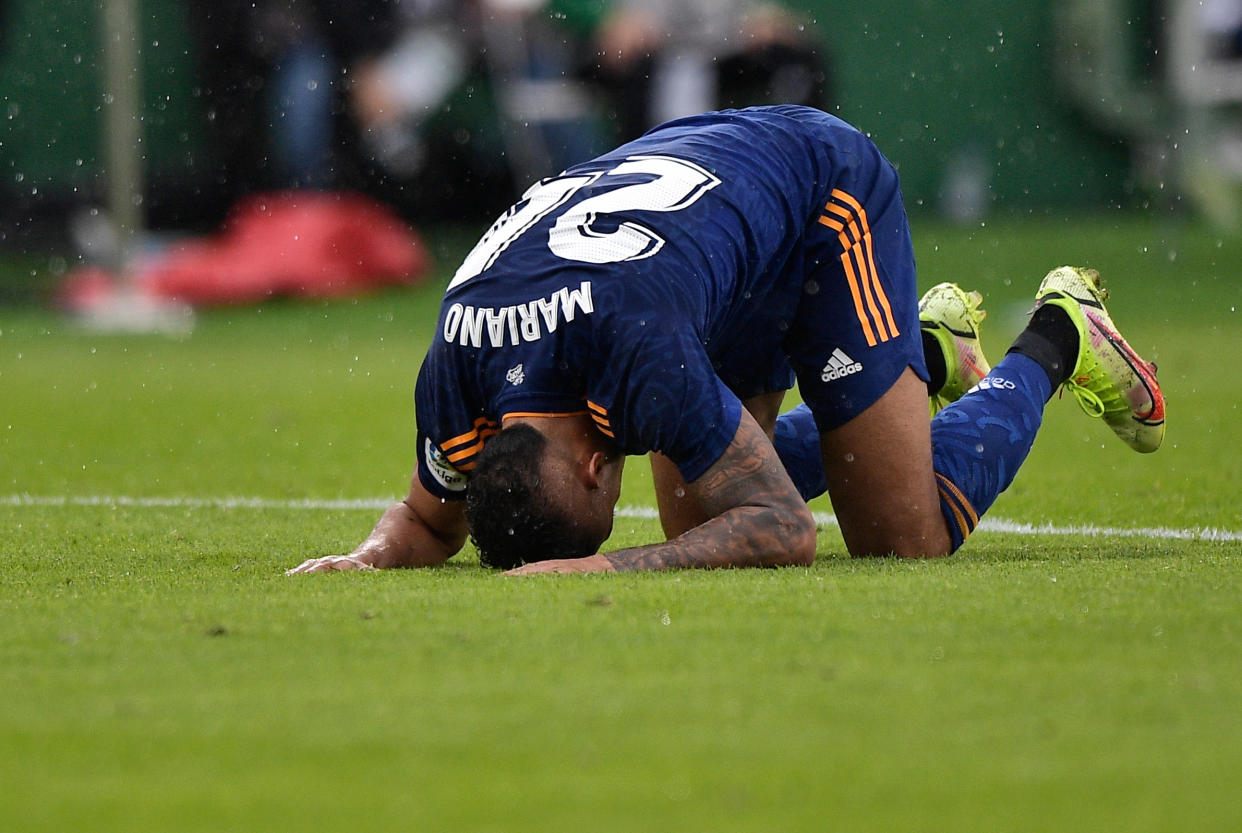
[[441, 416, 499, 453], [446, 427, 500, 464], [587, 401, 615, 437]]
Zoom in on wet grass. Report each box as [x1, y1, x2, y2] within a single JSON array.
[[1, 214, 1240, 832]]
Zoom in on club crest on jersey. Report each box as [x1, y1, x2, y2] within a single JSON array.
[[821, 348, 863, 382], [505, 363, 526, 386], [425, 438, 467, 493]]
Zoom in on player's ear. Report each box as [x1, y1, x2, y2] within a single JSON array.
[[583, 451, 609, 490]]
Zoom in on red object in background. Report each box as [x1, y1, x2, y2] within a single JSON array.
[[60, 191, 431, 310]]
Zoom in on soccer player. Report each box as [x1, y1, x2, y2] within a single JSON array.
[[286, 105, 1164, 576]]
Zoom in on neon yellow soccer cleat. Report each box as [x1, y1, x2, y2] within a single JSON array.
[[919, 282, 992, 414], [1033, 266, 1165, 453]]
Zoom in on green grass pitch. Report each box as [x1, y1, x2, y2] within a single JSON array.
[[2, 216, 1240, 831]]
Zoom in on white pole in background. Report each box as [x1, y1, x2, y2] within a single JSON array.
[[82, 0, 192, 333], [101, 0, 143, 273]]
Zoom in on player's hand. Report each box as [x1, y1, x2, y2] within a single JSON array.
[[285, 555, 376, 575], [504, 554, 616, 576]]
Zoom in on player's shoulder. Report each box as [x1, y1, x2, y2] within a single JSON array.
[[602, 106, 846, 195], [635, 105, 856, 148]]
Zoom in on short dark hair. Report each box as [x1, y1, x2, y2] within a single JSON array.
[[465, 424, 602, 570]]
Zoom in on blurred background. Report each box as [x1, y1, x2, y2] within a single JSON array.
[[0, 0, 1240, 310]]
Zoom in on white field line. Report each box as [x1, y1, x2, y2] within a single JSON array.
[[4, 494, 1241, 543]]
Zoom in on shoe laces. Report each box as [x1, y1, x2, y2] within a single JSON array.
[[1063, 380, 1106, 419]]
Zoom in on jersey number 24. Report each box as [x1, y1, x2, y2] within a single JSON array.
[[448, 155, 722, 290]]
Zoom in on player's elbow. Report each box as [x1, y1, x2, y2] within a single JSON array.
[[775, 503, 818, 566]]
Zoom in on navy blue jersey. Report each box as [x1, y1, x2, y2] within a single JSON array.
[[414, 105, 925, 499]]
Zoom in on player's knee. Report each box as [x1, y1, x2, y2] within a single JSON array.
[[843, 520, 953, 559], [888, 539, 953, 559], [848, 540, 952, 559]]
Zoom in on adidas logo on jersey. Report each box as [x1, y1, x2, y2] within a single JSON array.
[[821, 348, 863, 382]]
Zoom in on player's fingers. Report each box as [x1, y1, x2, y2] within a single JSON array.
[[504, 560, 566, 576], [505, 555, 613, 576], [326, 556, 374, 572], [285, 559, 320, 575], [285, 556, 373, 575]]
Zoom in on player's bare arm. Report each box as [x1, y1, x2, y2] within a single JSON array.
[[286, 476, 467, 574], [651, 391, 786, 540], [507, 410, 816, 574]]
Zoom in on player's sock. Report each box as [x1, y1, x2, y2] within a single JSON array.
[[921, 328, 948, 396], [1006, 305, 1079, 391], [931, 352, 1052, 551], [773, 403, 828, 502], [775, 352, 1053, 550]]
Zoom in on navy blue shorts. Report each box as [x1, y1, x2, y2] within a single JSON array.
[[791, 165, 926, 430], [710, 122, 927, 432]]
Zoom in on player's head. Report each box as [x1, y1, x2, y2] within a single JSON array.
[[466, 423, 620, 570]]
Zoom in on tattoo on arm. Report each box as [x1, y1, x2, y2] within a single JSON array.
[[602, 414, 816, 571]]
